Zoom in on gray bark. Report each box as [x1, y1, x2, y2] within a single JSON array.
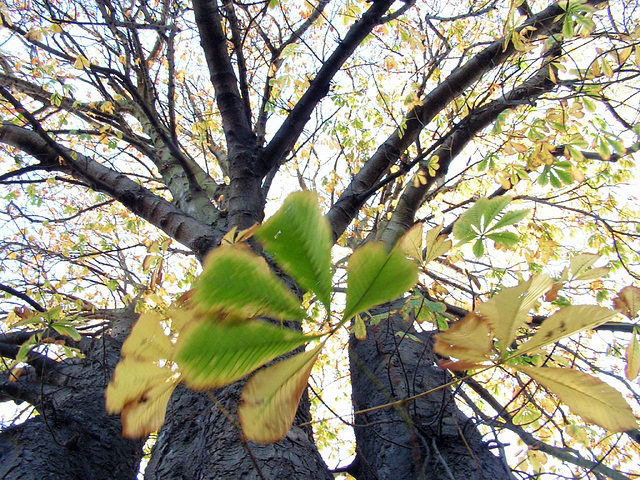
[[349, 307, 511, 480], [145, 384, 332, 480], [0, 335, 144, 480]]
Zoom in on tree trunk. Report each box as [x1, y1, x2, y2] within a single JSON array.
[[349, 307, 512, 480], [145, 383, 332, 479], [0, 335, 144, 480]]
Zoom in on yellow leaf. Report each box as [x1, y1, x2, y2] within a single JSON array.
[[49, 24, 63, 34], [625, 333, 640, 381], [423, 225, 451, 265], [517, 366, 637, 432], [515, 306, 617, 356], [398, 223, 423, 262], [106, 358, 178, 437], [73, 54, 91, 69], [121, 311, 174, 361], [25, 29, 42, 41], [613, 286, 640, 319], [573, 266, 609, 282], [239, 343, 323, 443], [354, 314, 366, 340], [477, 275, 552, 353], [434, 313, 493, 362]]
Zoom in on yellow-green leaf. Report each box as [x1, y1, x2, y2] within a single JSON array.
[[423, 225, 451, 264], [176, 319, 317, 389], [239, 343, 323, 443], [398, 223, 423, 263], [105, 358, 178, 438], [343, 242, 418, 322], [354, 314, 366, 340], [625, 333, 640, 381], [613, 286, 640, 319], [515, 306, 617, 356], [73, 54, 91, 69], [121, 311, 173, 362], [434, 313, 493, 362], [517, 366, 637, 432], [569, 254, 600, 279], [51, 322, 81, 341], [573, 266, 610, 282], [255, 191, 333, 309], [196, 245, 303, 320], [477, 275, 552, 353]]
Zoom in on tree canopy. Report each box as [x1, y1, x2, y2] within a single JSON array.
[[0, 0, 639, 479]]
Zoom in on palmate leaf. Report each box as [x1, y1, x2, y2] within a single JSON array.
[[238, 343, 323, 443], [105, 359, 178, 439], [255, 191, 333, 309], [477, 275, 552, 354], [342, 242, 418, 322], [176, 319, 317, 389], [489, 209, 529, 231], [515, 305, 617, 356], [517, 366, 637, 432], [195, 245, 303, 321], [423, 225, 452, 264]]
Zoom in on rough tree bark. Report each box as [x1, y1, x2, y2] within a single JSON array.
[[0, 324, 144, 480], [349, 308, 512, 480]]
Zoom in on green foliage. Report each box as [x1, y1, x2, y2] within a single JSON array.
[[255, 191, 333, 309], [452, 196, 528, 257], [107, 191, 419, 442]]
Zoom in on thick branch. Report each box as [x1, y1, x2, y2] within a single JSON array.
[[326, 0, 598, 240], [260, 0, 396, 174], [0, 123, 221, 259]]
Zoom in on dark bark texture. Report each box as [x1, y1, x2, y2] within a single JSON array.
[[145, 384, 332, 480], [349, 307, 511, 480], [0, 335, 143, 480]]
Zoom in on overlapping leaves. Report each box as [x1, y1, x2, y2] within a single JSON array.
[[107, 191, 419, 443], [434, 279, 637, 433]]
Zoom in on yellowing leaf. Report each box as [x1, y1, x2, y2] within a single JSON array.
[[73, 54, 91, 69], [353, 314, 367, 340], [105, 359, 178, 438], [398, 223, 423, 262], [239, 343, 323, 443], [573, 266, 610, 282], [613, 286, 640, 319], [625, 333, 640, 381], [176, 319, 317, 389], [434, 313, 493, 362], [517, 366, 637, 432], [121, 311, 174, 362], [343, 242, 418, 322], [477, 275, 552, 353], [515, 306, 617, 356], [423, 225, 451, 264], [255, 191, 333, 309], [569, 254, 600, 279], [196, 245, 303, 320]]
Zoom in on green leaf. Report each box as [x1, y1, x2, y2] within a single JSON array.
[[195, 245, 303, 320], [477, 275, 553, 354], [517, 366, 637, 432], [255, 191, 333, 309], [515, 305, 617, 356], [472, 238, 484, 257], [481, 196, 512, 228], [489, 209, 529, 231], [239, 343, 323, 443], [353, 314, 367, 340], [452, 219, 477, 244], [51, 322, 81, 341], [342, 242, 418, 322], [176, 319, 317, 389], [486, 231, 520, 248]]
